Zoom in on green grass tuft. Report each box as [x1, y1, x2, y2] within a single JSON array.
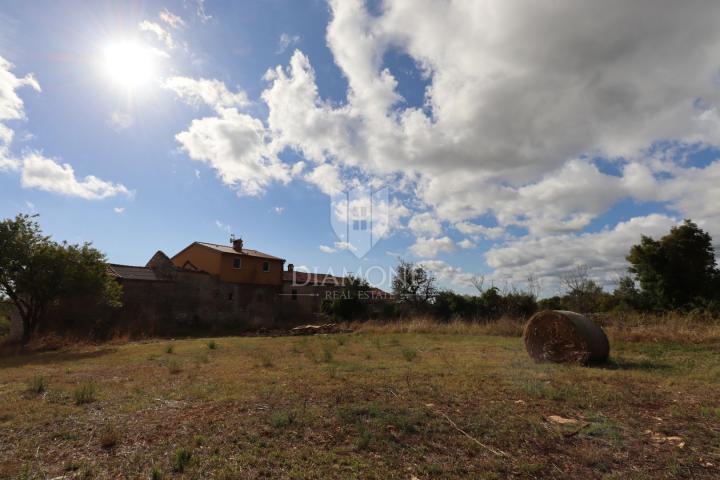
[[73, 382, 97, 405]]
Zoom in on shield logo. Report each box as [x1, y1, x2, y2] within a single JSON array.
[[330, 185, 390, 258]]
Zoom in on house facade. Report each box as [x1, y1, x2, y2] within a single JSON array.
[[170, 238, 285, 286]]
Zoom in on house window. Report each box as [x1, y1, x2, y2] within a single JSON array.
[[262, 261, 270, 272], [228, 292, 233, 301], [233, 257, 242, 269], [291, 289, 298, 300]]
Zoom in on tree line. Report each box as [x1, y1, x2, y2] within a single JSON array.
[[325, 219, 720, 321], [2, 214, 720, 344]]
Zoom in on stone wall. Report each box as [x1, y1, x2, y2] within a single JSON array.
[[39, 269, 287, 340]]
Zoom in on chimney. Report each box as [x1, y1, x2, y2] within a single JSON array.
[[232, 237, 244, 252], [288, 263, 294, 273]]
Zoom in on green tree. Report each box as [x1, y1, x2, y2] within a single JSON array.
[[0, 214, 122, 344], [391, 260, 437, 304], [627, 219, 719, 309]]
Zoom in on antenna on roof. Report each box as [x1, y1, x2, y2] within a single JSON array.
[[230, 233, 236, 244]]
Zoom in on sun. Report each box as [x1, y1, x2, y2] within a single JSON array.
[[102, 41, 159, 90]]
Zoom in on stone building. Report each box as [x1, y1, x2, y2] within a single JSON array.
[[2, 238, 389, 341]]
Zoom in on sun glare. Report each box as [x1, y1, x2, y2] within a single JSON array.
[[102, 41, 159, 90]]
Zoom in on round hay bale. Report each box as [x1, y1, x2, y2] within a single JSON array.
[[523, 310, 609, 364]]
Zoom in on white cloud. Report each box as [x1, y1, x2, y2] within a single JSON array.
[[257, 0, 720, 238], [334, 241, 357, 252], [114, 207, 125, 214], [109, 112, 134, 131], [159, 9, 185, 29], [319, 241, 358, 254], [0, 123, 18, 171], [485, 214, 678, 294], [408, 212, 442, 236], [0, 56, 40, 122], [20, 152, 131, 200], [273, 206, 284, 214], [319, 244, 336, 253], [410, 236, 455, 258], [174, 108, 290, 196], [277, 33, 301, 54], [165, 77, 249, 111], [166, 1, 720, 281], [458, 238, 475, 249], [455, 222, 504, 240], [305, 163, 343, 196], [0, 56, 40, 171], [215, 220, 231, 234], [418, 260, 477, 289], [139, 20, 175, 49]]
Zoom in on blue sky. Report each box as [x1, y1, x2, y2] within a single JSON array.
[[2, 0, 720, 296]]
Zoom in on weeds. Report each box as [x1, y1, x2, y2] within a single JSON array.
[[269, 410, 296, 429], [255, 349, 274, 368], [73, 382, 97, 405], [208, 339, 218, 350], [164, 344, 174, 354], [401, 347, 418, 362], [27, 375, 46, 395], [99, 424, 119, 449], [150, 466, 164, 480], [321, 343, 334, 363], [167, 359, 182, 374], [356, 427, 372, 450], [172, 448, 192, 473]]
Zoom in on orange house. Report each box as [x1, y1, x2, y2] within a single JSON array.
[[170, 239, 285, 286]]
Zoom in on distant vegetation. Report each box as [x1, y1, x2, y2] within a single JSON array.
[[322, 219, 720, 322]]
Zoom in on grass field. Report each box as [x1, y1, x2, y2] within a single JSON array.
[[1, 330, 719, 479]]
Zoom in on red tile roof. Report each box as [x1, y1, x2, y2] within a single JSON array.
[[195, 242, 285, 261], [107, 264, 165, 282]]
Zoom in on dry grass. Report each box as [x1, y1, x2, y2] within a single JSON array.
[[348, 312, 720, 344], [347, 316, 526, 337], [0, 330, 719, 478]]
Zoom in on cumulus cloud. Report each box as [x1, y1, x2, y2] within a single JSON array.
[[0, 56, 40, 171], [258, 0, 720, 236], [21, 152, 131, 200], [408, 212, 442, 236], [1, 56, 131, 199], [165, 77, 249, 111], [454, 222, 504, 240], [168, 1, 720, 277], [319, 241, 359, 254], [485, 214, 678, 294], [418, 260, 477, 289], [174, 108, 290, 196], [458, 238, 475, 249], [0, 56, 40, 121], [410, 236, 455, 258]]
